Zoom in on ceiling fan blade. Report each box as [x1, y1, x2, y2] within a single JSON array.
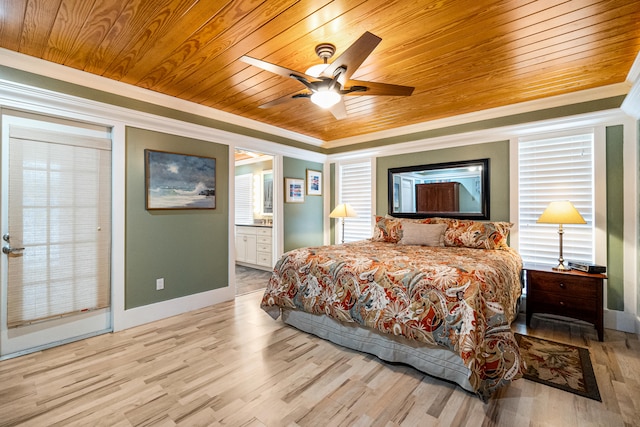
[[259, 91, 310, 109], [321, 32, 381, 86], [239, 55, 316, 81], [344, 80, 415, 96], [328, 99, 347, 120]]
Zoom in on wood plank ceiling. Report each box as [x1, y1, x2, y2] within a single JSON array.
[[1, 0, 639, 145]]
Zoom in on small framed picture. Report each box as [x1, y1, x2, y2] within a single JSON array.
[[306, 169, 322, 196], [284, 178, 305, 203]]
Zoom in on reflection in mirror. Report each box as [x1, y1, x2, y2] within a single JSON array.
[[388, 159, 489, 219], [261, 170, 273, 215]]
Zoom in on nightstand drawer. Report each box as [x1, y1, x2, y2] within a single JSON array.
[[529, 293, 596, 315], [527, 270, 598, 299]]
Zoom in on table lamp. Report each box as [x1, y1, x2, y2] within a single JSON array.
[[329, 203, 358, 244], [536, 200, 586, 271]]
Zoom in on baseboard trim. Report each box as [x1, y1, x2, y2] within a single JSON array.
[[603, 308, 637, 334], [113, 286, 234, 332]]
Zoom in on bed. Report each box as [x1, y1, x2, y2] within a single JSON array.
[[260, 217, 525, 400]]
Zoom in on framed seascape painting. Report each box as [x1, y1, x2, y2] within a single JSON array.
[[145, 149, 216, 210], [284, 177, 304, 203], [306, 169, 322, 196]]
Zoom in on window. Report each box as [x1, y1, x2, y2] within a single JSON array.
[[235, 173, 253, 225], [518, 130, 595, 266], [336, 160, 373, 242]]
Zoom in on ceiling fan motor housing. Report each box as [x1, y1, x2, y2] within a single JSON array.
[[315, 43, 335, 61]]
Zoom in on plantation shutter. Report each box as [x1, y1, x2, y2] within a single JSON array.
[[235, 173, 253, 224], [338, 160, 373, 242], [518, 131, 595, 266]]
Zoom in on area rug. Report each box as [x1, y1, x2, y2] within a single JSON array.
[[515, 333, 601, 401]]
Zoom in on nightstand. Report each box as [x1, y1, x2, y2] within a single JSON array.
[[525, 264, 605, 341]]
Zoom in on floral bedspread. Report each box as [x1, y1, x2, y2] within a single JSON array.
[[260, 240, 525, 399]]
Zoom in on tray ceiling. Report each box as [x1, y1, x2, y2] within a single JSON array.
[[1, 0, 639, 145]]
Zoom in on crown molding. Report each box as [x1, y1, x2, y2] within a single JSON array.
[[0, 78, 326, 163], [327, 109, 630, 162], [1, 48, 637, 151], [325, 83, 631, 149], [621, 51, 640, 119], [0, 48, 324, 147]]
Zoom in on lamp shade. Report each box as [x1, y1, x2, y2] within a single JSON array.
[[329, 203, 358, 218], [310, 90, 341, 108], [536, 201, 586, 225]]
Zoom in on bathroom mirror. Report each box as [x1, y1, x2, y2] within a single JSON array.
[[388, 158, 489, 219], [261, 170, 273, 215]]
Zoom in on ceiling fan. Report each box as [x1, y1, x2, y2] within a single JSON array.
[[239, 32, 415, 120]]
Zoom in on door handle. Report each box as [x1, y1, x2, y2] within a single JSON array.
[[2, 246, 25, 255]]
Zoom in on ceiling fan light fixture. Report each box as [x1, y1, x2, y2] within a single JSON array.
[[310, 90, 341, 108], [305, 63, 328, 78]]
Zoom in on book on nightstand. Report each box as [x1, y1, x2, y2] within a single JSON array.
[[567, 261, 607, 274]]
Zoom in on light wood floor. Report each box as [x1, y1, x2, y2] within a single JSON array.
[[1, 291, 638, 427]]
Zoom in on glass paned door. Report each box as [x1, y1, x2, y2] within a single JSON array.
[[1, 113, 112, 357]]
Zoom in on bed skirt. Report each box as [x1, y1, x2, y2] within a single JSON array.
[[281, 308, 474, 393]]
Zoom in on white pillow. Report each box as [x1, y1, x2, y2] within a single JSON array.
[[398, 222, 447, 246]]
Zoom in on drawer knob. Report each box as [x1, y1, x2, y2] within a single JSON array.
[[559, 301, 565, 306], [559, 283, 565, 288]]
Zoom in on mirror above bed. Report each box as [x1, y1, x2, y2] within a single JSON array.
[[388, 158, 490, 220]]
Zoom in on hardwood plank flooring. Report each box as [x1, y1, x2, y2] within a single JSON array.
[[0, 291, 638, 426]]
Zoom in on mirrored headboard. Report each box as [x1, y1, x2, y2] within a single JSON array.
[[388, 158, 489, 220]]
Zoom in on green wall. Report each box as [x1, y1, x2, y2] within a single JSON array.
[[125, 127, 229, 309], [606, 125, 625, 311], [375, 140, 510, 221], [283, 157, 324, 251]]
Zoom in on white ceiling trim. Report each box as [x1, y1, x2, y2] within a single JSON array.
[[0, 48, 324, 147], [327, 109, 629, 162], [325, 83, 632, 149], [1, 48, 637, 149], [0, 77, 326, 163], [621, 51, 640, 119]]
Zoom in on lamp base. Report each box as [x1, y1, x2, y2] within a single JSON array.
[[552, 263, 570, 271]]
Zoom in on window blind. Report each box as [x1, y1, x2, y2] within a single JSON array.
[[518, 131, 595, 266], [7, 127, 111, 328], [338, 160, 373, 242], [235, 173, 253, 225]]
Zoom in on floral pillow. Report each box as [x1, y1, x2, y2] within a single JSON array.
[[371, 216, 403, 243], [433, 218, 512, 250], [373, 215, 512, 249]]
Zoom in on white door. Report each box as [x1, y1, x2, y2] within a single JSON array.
[[1, 112, 112, 358], [401, 178, 415, 212]]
